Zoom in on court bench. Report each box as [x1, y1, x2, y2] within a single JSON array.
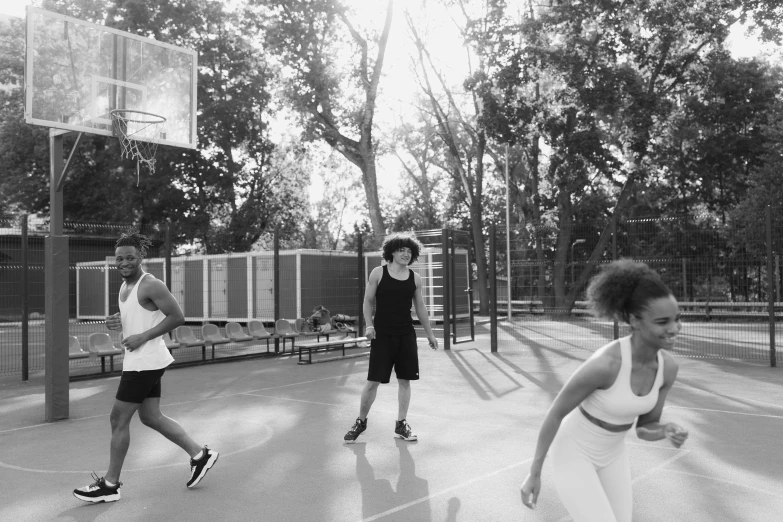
[[297, 336, 369, 365]]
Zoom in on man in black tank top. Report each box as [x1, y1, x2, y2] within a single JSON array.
[[344, 233, 438, 443]]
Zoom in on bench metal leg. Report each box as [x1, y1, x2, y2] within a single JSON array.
[[109, 356, 114, 372], [100, 357, 106, 373], [202, 345, 206, 361]]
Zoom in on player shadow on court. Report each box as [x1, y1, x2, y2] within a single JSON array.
[[497, 322, 587, 362], [349, 439, 433, 521], [445, 348, 528, 400]]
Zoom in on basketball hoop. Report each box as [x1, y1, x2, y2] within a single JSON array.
[[110, 109, 166, 183]]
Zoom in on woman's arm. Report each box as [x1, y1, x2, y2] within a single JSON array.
[[522, 350, 617, 508], [636, 351, 688, 447]]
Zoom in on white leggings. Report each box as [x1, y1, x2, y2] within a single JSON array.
[[549, 409, 633, 522]]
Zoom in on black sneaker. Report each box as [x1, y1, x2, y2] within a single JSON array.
[[187, 446, 219, 488], [73, 473, 122, 503], [344, 417, 367, 443], [394, 419, 417, 441]]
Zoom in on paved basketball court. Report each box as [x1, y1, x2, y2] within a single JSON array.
[[1, 330, 782, 521]]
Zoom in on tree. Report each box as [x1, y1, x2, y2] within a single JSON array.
[[486, 0, 783, 310], [386, 115, 446, 231], [1, 0, 298, 254], [652, 53, 783, 219], [254, 0, 394, 236], [729, 100, 783, 254], [406, 0, 515, 314]]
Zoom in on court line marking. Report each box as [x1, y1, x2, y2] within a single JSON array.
[[667, 470, 783, 500], [555, 450, 690, 522], [357, 458, 533, 522], [0, 373, 366, 434], [0, 425, 273, 474], [666, 405, 783, 420], [674, 380, 783, 410], [630, 450, 690, 485]]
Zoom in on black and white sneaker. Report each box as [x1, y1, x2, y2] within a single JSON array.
[[73, 473, 122, 503], [394, 419, 417, 441], [187, 446, 219, 488], [344, 417, 367, 443]]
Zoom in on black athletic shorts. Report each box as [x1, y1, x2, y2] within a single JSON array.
[[367, 331, 419, 384], [115, 368, 166, 403]]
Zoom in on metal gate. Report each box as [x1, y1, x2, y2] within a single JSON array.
[[446, 229, 474, 345]]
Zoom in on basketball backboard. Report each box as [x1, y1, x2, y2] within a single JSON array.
[[24, 6, 197, 149]]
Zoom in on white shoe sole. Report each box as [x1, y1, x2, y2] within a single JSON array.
[[187, 451, 219, 488], [73, 491, 120, 503], [394, 434, 418, 441]]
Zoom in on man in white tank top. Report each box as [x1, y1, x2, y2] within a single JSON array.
[[74, 233, 218, 503]]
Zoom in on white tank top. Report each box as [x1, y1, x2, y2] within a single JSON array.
[[118, 272, 174, 371], [580, 335, 665, 425]]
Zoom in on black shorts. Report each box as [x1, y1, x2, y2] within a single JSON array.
[[367, 331, 419, 384], [115, 368, 166, 403]]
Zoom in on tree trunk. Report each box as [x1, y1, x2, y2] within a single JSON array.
[[471, 198, 489, 315], [553, 188, 573, 308], [360, 149, 385, 236], [529, 135, 548, 306], [562, 177, 637, 311]]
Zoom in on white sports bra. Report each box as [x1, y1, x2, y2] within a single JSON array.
[[580, 335, 664, 426]]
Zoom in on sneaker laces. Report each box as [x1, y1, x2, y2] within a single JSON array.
[[84, 472, 120, 491], [84, 472, 103, 490], [351, 419, 364, 432]]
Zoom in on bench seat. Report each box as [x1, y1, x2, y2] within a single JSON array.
[[297, 336, 369, 365]]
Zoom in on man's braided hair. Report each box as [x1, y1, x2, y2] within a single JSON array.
[[115, 232, 153, 258]]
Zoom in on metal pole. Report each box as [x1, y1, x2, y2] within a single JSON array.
[[21, 214, 29, 381], [46, 131, 69, 421], [490, 224, 498, 352], [273, 229, 280, 353], [442, 229, 451, 350], [612, 217, 619, 340], [766, 206, 776, 367], [450, 233, 457, 344], [682, 257, 687, 301], [505, 144, 511, 322], [357, 232, 364, 335], [165, 220, 172, 291]]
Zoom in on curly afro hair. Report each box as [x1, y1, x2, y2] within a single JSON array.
[[115, 232, 153, 258], [381, 232, 423, 265], [586, 258, 673, 324]]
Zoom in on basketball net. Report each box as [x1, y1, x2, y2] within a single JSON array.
[[110, 110, 166, 185]]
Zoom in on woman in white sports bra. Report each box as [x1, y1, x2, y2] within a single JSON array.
[[521, 259, 689, 522]]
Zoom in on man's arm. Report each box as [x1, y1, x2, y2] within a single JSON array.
[[121, 278, 185, 352], [412, 272, 438, 349], [363, 267, 381, 339]]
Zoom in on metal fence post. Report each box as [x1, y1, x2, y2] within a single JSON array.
[[441, 229, 451, 350], [274, 229, 280, 353], [357, 232, 364, 335], [165, 219, 172, 291], [21, 214, 29, 381], [489, 224, 498, 352], [612, 217, 619, 340], [449, 232, 457, 345], [766, 206, 776, 367]]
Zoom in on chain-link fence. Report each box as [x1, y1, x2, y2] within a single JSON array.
[[486, 207, 782, 364], [0, 219, 469, 378]]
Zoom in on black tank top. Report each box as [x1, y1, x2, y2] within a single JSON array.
[[373, 265, 416, 335]]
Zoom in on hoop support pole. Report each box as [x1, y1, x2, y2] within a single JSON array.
[[56, 132, 83, 192]]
